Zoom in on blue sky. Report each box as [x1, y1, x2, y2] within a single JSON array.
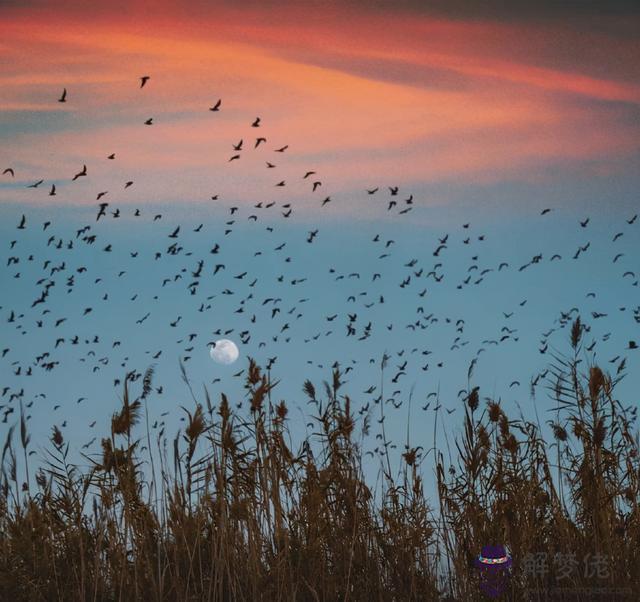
[[1, 172, 638, 501]]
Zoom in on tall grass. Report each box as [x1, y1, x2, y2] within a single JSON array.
[[0, 317, 638, 600]]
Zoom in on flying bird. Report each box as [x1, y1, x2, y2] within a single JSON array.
[[58, 88, 67, 102], [140, 75, 150, 88], [96, 202, 109, 221], [72, 165, 87, 181], [209, 99, 221, 111]]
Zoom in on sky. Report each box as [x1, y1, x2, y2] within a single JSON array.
[[1, 1, 639, 516]]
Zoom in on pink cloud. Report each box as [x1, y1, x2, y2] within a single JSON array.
[[1, 4, 638, 212]]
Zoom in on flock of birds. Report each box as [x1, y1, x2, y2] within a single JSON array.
[[1, 75, 639, 462]]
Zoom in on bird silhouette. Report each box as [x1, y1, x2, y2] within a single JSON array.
[[96, 203, 109, 221], [72, 165, 87, 181]]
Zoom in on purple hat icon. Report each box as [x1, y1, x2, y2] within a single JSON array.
[[475, 545, 512, 598], [475, 545, 512, 569]]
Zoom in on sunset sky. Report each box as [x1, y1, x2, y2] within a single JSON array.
[[1, 1, 639, 500], [2, 1, 639, 208]]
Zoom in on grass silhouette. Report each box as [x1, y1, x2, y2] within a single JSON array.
[[0, 318, 638, 600]]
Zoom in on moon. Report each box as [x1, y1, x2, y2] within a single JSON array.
[[209, 339, 240, 365]]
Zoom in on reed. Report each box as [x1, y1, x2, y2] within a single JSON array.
[[0, 319, 637, 600]]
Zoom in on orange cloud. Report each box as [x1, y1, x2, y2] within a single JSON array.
[[1, 3, 638, 212]]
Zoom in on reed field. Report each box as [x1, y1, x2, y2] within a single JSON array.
[[1, 318, 638, 601]]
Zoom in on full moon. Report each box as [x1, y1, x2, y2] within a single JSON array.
[[209, 339, 240, 365]]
